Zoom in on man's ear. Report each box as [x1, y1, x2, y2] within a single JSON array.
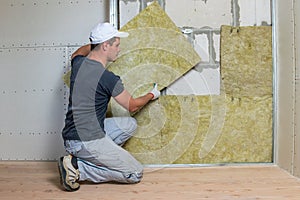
[[102, 42, 109, 51]]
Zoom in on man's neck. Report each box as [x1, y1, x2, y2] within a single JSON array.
[[87, 51, 107, 67]]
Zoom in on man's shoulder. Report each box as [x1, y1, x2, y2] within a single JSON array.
[[71, 55, 85, 67], [102, 69, 120, 81]]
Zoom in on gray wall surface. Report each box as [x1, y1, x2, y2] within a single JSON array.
[[0, 0, 108, 160], [274, 0, 300, 178]]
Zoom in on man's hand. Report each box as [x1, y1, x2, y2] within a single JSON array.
[[149, 83, 160, 100], [114, 83, 160, 113]]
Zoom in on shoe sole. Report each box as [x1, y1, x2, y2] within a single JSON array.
[[58, 157, 79, 192]]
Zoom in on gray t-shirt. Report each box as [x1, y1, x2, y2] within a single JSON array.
[[62, 56, 124, 141]]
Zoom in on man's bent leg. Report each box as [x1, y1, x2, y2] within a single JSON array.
[[104, 117, 137, 146], [77, 158, 142, 183], [75, 136, 143, 183]]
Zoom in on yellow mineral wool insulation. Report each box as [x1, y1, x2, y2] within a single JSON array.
[[123, 26, 273, 164], [220, 25, 272, 97], [124, 95, 204, 164], [63, 71, 70, 88], [120, 1, 180, 33], [176, 95, 273, 164], [107, 1, 201, 117], [124, 95, 272, 164]]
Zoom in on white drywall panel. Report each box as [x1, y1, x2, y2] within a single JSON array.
[[166, 68, 220, 95], [176, 32, 220, 95], [194, 34, 209, 63], [255, 0, 271, 25], [0, 47, 68, 160], [0, 0, 107, 48], [0, 133, 65, 160], [0, 48, 66, 92], [213, 33, 220, 62], [120, 0, 140, 27], [239, 0, 271, 26], [164, 0, 231, 28], [239, 0, 256, 26]]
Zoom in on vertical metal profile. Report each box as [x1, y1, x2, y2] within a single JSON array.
[[271, 0, 278, 164], [274, 0, 297, 175], [110, 0, 119, 29], [157, 0, 165, 10], [271, 0, 278, 166], [140, 0, 147, 11], [293, 0, 300, 177]]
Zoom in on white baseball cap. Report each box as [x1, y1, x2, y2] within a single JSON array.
[[89, 22, 129, 44]]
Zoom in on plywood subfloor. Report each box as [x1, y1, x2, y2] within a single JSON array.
[[0, 162, 300, 200]]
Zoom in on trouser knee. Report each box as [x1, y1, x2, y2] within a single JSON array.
[[127, 117, 137, 133]]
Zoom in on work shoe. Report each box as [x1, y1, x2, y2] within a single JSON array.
[[58, 155, 80, 191]]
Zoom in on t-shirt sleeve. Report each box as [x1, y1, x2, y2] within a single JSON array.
[[100, 70, 124, 97], [71, 55, 85, 67], [112, 79, 124, 97]]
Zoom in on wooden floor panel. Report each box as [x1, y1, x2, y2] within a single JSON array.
[[0, 162, 300, 199]]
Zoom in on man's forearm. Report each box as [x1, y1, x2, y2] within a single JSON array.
[[129, 93, 153, 113]]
